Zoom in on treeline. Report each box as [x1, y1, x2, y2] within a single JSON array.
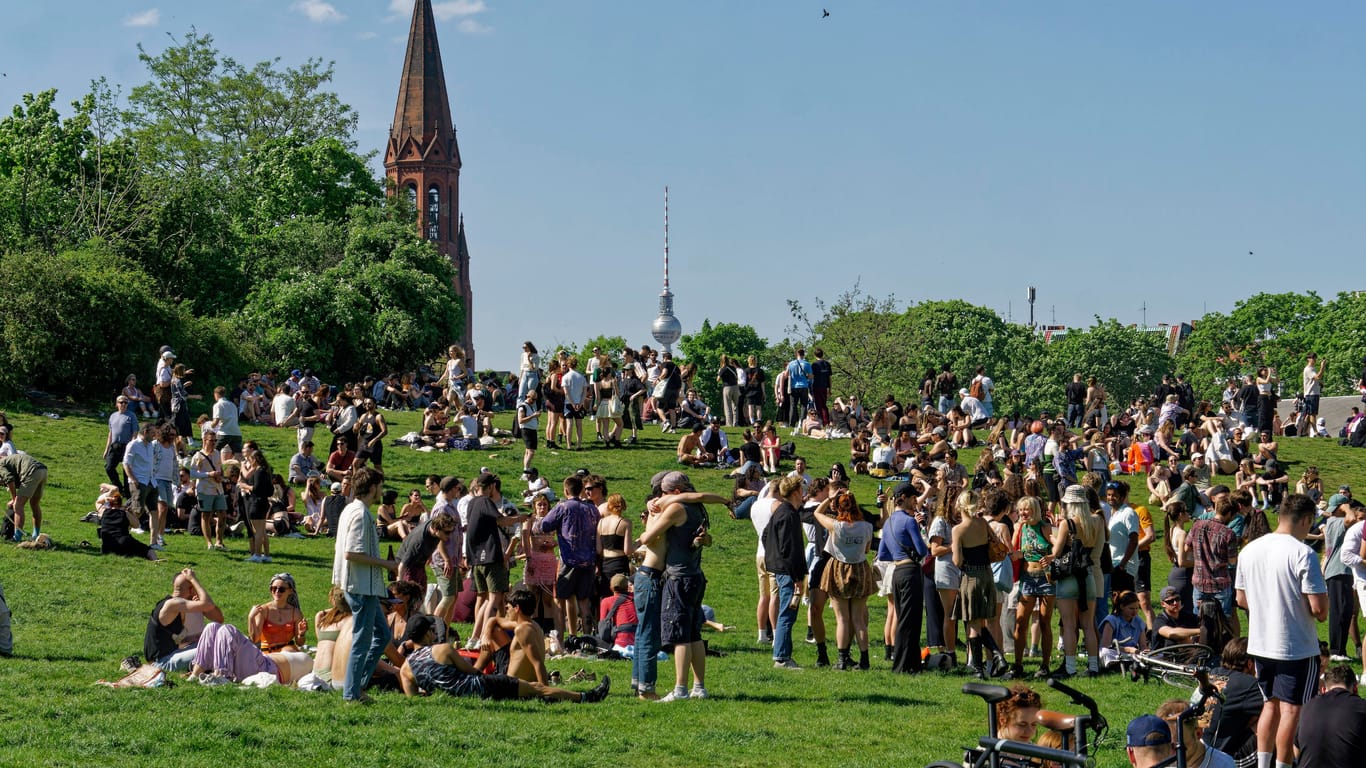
[[0, 31, 462, 400], [630, 286, 1366, 419]]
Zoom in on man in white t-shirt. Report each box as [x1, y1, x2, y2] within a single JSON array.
[[971, 366, 995, 418], [1338, 501, 1366, 618], [560, 357, 589, 450], [1299, 353, 1323, 436], [1234, 493, 1328, 768], [749, 481, 779, 645], [1107, 481, 1140, 594]]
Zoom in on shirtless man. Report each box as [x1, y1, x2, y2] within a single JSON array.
[[399, 614, 609, 703], [676, 424, 713, 466], [640, 471, 727, 703], [144, 568, 225, 671], [473, 588, 551, 683]]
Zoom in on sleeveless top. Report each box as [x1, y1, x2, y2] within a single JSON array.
[[144, 596, 183, 662], [316, 627, 340, 643], [665, 503, 706, 577], [258, 611, 297, 651], [600, 533, 625, 551], [961, 541, 991, 568], [1021, 522, 1051, 563]]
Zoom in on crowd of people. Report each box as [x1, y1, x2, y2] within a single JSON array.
[[7, 340, 1366, 765]]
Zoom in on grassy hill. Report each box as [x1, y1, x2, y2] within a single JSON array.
[[0, 406, 1361, 768]]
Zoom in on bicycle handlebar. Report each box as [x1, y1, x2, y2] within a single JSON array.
[[1046, 676, 1108, 732], [976, 737, 1090, 768]]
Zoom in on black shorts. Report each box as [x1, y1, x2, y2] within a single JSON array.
[[1254, 655, 1319, 705], [661, 572, 707, 646], [555, 564, 596, 601], [1043, 474, 1061, 504], [480, 673, 523, 701], [357, 442, 382, 464], [659, 390, 680, 411], [247, 499, 270, 521], [523, 430, 538, 450], [809, 553, 831, 592], [1303, 394, 1320, 416], [563, 403, 586, 420], [1135, 551, 1152, 592]]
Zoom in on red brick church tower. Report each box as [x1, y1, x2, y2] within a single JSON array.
[[385, 0, 474, 365]]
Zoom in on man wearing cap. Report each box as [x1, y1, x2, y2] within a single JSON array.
[[639, 471, 721, 702], [1322, 494, 1358, 662], [1126, 714, 1175, 768], [105, 394, 139, 492], [1235, 494, 1328, 768], [1106, 480, 1141, 595], [465, 474, 527, 647], [1151, 586, 1200, 650], [154, 350, 175, 420], [882, 481, 929, 673]]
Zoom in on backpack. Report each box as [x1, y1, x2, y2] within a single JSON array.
[[969, 378, 985, 401], [596, 595, 636, 646]]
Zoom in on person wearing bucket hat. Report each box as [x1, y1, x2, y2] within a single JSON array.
[[1054, 483, 1103, 677]]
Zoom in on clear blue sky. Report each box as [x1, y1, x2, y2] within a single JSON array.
[[4, 2, 1364, 371]]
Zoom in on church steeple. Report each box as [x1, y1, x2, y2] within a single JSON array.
[[385, 0, 473, 364]]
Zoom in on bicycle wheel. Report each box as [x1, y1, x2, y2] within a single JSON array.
[[1145, 643, 1214, 668], [924, 762, 964, 768]]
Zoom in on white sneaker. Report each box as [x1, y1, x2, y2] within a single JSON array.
[[246, 554, 262, 563], [149, 543, 164, 551], [690, 686, 709, 699], [774, 659, 801, 670], [131, 528, 146, 535], [656, 689, 690, 703], [259, 555, 272, 563]]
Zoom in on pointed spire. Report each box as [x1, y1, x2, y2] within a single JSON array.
[[391, 0, 458, 164]]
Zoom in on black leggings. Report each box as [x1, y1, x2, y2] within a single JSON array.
[[924, 573, 945, 648], [1327, 574, 1356, 655]]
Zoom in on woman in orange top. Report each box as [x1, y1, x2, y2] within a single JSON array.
[[248, 573, 306, 652]]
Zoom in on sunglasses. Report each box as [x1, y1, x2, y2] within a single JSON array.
[[270, 586, 290, 593]]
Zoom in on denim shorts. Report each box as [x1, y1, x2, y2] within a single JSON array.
[[1019, 570, 1055, 598]]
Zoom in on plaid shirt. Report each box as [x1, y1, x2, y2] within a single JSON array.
[[1190, 518, 1236, 593]]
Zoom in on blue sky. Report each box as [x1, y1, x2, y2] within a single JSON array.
[[3, 2, 1364, 371]]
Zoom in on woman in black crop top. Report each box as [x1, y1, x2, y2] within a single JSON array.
[[596, 493, 635, 598], [952, 489, 1006, 679]]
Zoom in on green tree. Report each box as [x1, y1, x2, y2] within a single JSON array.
[[0, 244, 173, 398], [788, 284, 912, 401], [1177, 292, 1325, 400], [1308, 292, 1366, 396], [678, 320, 768, 410], [0, 89, 92, 252], [1045, 319, 1172, 415]]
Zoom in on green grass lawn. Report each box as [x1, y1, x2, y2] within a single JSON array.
[[1, 406, 1362, 768]]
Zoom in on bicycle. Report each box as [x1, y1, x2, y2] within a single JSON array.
[[922, 681, 1102, 768], [1123, 643, 1221, 690], [1154, 669, 1224, 768]]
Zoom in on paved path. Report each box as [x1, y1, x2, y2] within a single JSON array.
[[1277, 394, 1362, 436]]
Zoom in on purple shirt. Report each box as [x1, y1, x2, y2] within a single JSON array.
[[536, 498, 600, 567]]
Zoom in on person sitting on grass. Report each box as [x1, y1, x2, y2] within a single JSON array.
[[472, 587, 560, 682], [247, 573, 306, 653], [399, 613, 610, 703], [1098, 589, 1148, 670], [676, 424, 713, 467], [187, 621, 312, 686], [145, 568, 224, 672], [98, 488, 160, 561], [302, 586, 353, 691]]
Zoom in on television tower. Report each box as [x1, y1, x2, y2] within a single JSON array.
[[651, 186, 683, 353]]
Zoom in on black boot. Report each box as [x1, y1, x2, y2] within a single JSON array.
[[884, 644, 894, 661], [835, 648, 853, 671], [816, 643, 830, 668], [858, 649, 870, 670]]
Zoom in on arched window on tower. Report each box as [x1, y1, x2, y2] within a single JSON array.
[[405, 183, 417, 212], [426, 186, 441, 242]]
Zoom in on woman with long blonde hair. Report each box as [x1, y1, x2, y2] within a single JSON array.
[[1051, 485, 1104, 677]]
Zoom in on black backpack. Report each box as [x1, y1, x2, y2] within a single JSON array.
[[596, 594, 636, 646]]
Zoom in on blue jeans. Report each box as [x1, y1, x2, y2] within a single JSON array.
[[154, 645, 198, 673], [1193, 586, 1234, 617], [633, 568, 663, 693], [343, 592, 391, 701], [938, 396, 954, 414], [773, 574, 798, 662], [1066, 403, 1083, 428], [732, 495, 757, 520]]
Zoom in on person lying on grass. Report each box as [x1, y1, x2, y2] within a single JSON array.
[[399, 614, 609, 703]]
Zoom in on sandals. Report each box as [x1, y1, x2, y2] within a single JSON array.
[[568, 668, 596, 683]]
